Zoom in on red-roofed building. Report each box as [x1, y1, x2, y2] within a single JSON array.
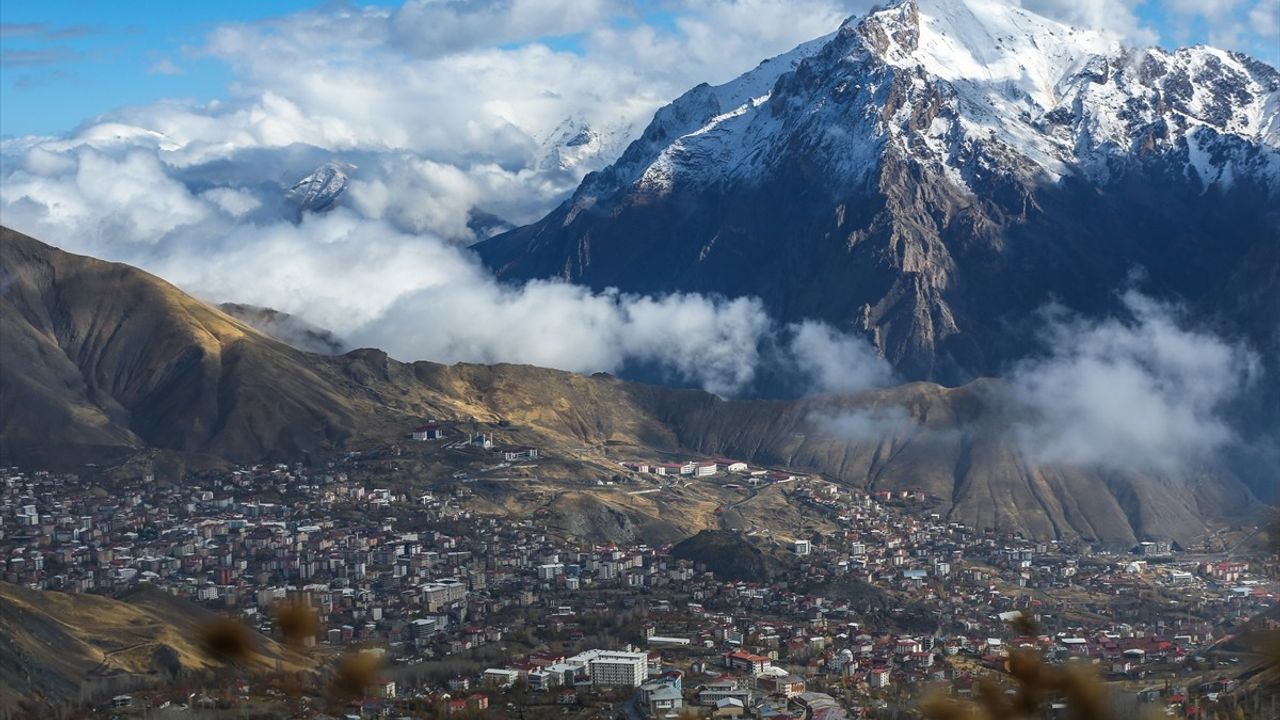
[[723, 651, 772, 676]]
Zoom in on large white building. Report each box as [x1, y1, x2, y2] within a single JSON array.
[[482, 669, 521, 688], [422, 578, 467, 612], [568, 649, 649, 687]]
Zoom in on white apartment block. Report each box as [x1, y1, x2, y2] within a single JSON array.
[[568, 649, 649, 687], [422, 578, 467, 612]]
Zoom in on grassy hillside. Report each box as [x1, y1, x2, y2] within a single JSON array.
[[0, 581, 311, 715]]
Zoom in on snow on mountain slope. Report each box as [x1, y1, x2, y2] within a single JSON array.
[[584, 32, 833, 194], [0, 122, 185, 154], [287, 161, 353, 215], [589, 0, 1280, 197], [537, 118, 637, 174]]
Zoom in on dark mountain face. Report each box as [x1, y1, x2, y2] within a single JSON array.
[[475, 0, 1280, 387], [480, 152, 1278, 385]]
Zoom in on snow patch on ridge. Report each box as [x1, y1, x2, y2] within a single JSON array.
[[592, 0, 1280, 201]]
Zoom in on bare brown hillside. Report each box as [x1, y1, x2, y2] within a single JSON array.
[[0, 227, 1262, 544], [0, 581, 311, 715]]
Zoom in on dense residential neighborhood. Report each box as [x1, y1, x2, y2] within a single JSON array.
[[1, 434, 1274, 718]]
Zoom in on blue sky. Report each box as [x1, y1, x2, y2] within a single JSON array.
[[0, 1, 417, 137], [0, 0, 670, 138], [1, 0, 1278, 139], [0, 2, 293, 137]]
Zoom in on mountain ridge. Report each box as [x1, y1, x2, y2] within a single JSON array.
[[0, 227, 1264, 545], [475, 0, 1280, 387]]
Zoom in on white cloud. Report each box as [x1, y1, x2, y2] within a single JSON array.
[[147, 57, 184, 76], [1, 139, 895, 396], [805, 292, 1261, 472], [1166, 0, 1248, 48], [175, 0, 853, 165], [344, 155, 543, 242], [1248, 0, 1280, 38], [388, 0, 622, 57], [788, 320, 896, 393], [810, 404, 920, 442], [585, 0, 856, 88], [23, 146, 75, 175], [1018, 0, 1157, 45], [200, 186, 261, 217], [149, 212, 458, 335], [359, 281, 779, 396], [1165, 0, 1243, 20], [30, 1, 851, 248], [1004, 292, 1259, 474], [4, 147, 210, 244]]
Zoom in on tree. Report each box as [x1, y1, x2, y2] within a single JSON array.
[[152, 645, 183, 681]]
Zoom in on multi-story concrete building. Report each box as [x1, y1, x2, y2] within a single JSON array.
[[724, 650, 772, 676], [568, 649, 649, 687], [423, 578, 467, 612]]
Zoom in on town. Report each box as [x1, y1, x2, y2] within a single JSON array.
[[1, 423, 1275, 719]]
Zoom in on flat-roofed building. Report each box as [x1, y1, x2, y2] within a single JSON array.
[[568, 649, 649, 687], [423, 578, 467, 612]]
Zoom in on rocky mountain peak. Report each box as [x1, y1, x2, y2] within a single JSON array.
[[476, 1, 1280, 388], [597, 0, 1280, 195], [286, 160, 353, 216], [851, 0, 921, 57]]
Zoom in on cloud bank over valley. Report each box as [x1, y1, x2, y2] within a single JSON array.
[[1, 0, 1271, 472]]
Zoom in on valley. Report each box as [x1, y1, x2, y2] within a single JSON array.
[[0, 0, 1277, 716]]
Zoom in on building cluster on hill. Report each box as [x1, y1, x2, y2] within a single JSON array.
[[1, 455, 1274, 719]]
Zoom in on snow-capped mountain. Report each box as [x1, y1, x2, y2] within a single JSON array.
[[477, 0, 1280, 387], [286, 161, 353, 215], [536, 118, 638, 175], [584, 0, 1278, 197], [581, 31, 831, 192]]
